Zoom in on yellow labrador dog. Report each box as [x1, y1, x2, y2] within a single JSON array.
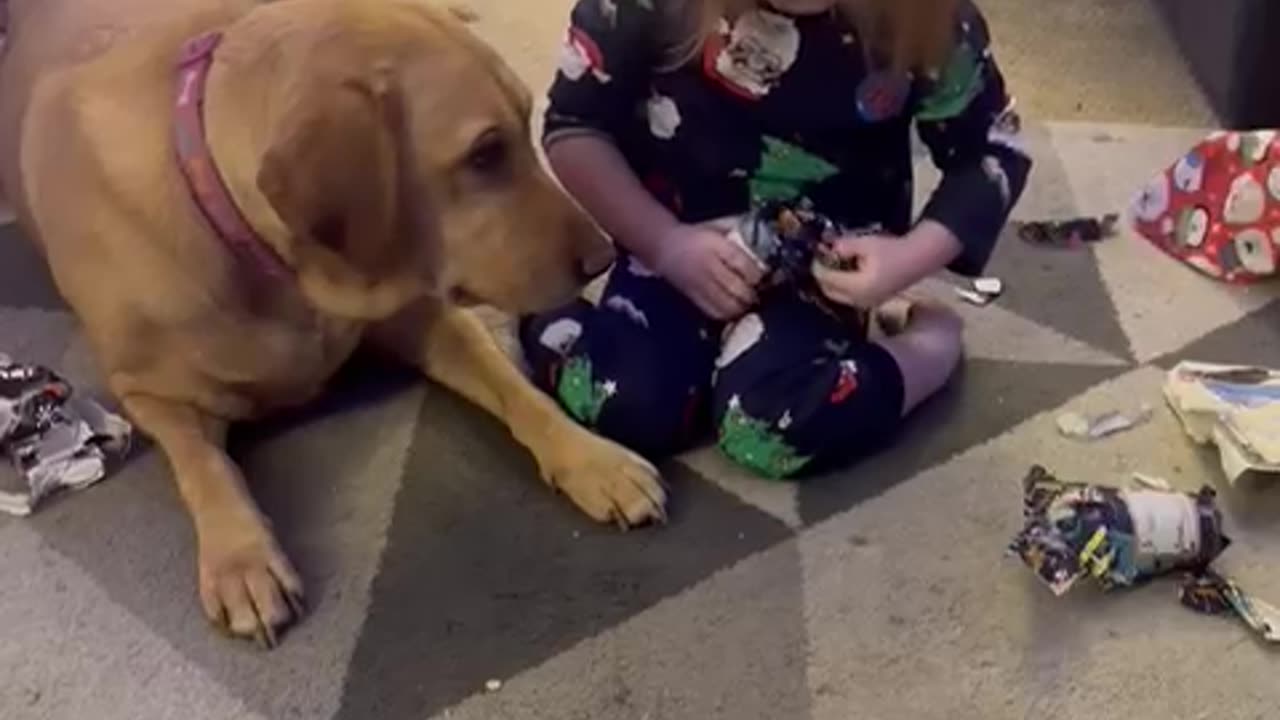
[[0, 0, 667, 647]]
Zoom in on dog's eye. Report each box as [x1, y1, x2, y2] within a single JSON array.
[[464, 131, 509, 176]]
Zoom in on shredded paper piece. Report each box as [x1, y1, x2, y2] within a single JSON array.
[[955, 277, 1005, 307], [0, 353, 131, 516], [1180, 571, 1280, 644], [1164, 361, 1280, 484], [1056, 405, 1153, 441]]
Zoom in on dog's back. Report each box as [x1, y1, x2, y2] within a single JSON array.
[[0, 0, 255, 219]]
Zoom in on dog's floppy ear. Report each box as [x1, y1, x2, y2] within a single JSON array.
[[257, 69, 438, 319]]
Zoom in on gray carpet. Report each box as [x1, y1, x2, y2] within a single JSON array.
[[4, 3, 1280, 720]]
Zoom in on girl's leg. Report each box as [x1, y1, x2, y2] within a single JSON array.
[[710, 292, 961, 479], [519, 254, 720, 459]]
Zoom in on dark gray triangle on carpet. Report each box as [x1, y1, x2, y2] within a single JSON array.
[[942, 225, 1134, 363], [796, 358, 1128, 527], [31, 354, 426, 720], [0, 224, 67, 311], [1151, 297, 1280, 370], [336, 384, 794, 720]]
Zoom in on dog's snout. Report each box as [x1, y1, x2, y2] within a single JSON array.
[[578, 241, 615, 281], [571, 216, 615, 282]]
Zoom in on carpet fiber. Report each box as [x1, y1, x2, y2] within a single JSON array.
[[3, 2, 1279, 719]]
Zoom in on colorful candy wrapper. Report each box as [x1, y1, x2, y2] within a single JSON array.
[[0, 353, 132, 516], [1008, 465, 1229, 595], [1179, 570, 1280, 644]]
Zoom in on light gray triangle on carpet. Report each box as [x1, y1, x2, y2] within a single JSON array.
[[1094, 225, 1280, 363], [1046, 122, 1211, 218], [799, 366, 1280, 720], [0, 523, 270, 720], [29, 374, 427, 720]]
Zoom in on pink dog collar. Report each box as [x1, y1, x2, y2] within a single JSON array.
[[174, 32, 291, 280]]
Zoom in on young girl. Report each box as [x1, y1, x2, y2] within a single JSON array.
[[520, 0, 1031, 479]]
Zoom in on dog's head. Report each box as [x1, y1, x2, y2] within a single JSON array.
[[247, 0, 611, 320]]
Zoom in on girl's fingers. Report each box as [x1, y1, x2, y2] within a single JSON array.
[[716, 241, 767, 285], [693, 281, 739, 320], [813, 264, 862, 307], [710, 260, 756, 309]]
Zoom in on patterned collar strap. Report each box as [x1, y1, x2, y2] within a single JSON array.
[[173, 32, 291, 280]]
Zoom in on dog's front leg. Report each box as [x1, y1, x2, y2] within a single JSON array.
[[120, 394, 303, 647], [372, 304, 667, 527]]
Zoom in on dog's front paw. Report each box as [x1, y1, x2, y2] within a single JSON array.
[[542, 429, 668, 528], [196, 512, 305, 649]]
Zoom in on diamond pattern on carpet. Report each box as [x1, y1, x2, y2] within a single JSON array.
[[6, 115, 1280, 720]]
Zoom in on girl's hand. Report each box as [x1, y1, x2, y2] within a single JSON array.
[[653, 222, 765, 320], [814, 221, 963, 308]]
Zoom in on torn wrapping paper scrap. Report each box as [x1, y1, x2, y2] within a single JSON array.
[[1163, 361, 1280, 483], [1015, 214, 1119, 248], [1180, 570, 1280, 644], [1008, 465, 1229, 596], [973, 277, 1004, 296], [1055, 405, 1153, 441], [955, 277, 1004, 307], [0, 353, 131, 516]]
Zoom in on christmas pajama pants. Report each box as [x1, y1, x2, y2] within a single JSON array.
[[518, 254, 906, 479]]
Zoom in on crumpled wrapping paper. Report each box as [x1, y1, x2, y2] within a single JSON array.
[[0, 353, 131, 516], [1009, 465, 1278, 645], [1009, 465, 1229, 595]]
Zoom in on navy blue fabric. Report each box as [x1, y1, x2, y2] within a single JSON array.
[[520, 256, 905, 476], [545, 0, 1031, 278]]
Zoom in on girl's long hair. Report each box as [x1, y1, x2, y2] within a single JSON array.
[[660, 0, 959, 73]]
